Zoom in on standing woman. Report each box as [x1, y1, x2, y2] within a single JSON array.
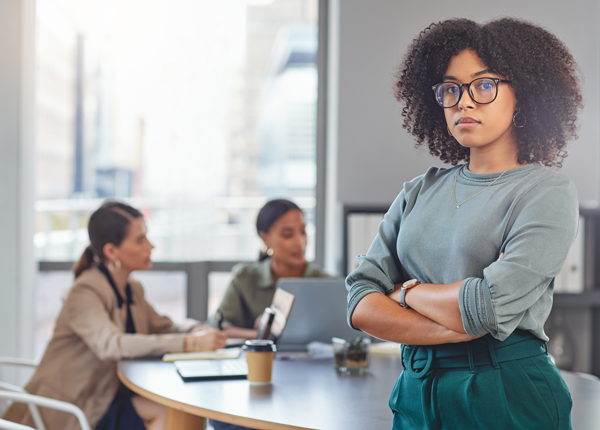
[[347, 18, 582, 429], [215, 199, 330, 339], [4, 202, 226, 430]]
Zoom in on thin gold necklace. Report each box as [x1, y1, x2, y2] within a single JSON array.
[[453, 166, 508, 208]]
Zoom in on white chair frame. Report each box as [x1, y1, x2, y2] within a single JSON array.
[[0, 391, 90, 430], [0, 418, 35, 430], [0, 358, 46, 430]]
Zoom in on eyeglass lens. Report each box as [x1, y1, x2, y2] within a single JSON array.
[[435, 78, 497, 108]]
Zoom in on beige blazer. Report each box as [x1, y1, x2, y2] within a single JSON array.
[[3, 266, 196, 430]]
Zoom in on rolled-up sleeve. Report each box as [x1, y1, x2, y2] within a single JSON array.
[[459, 178, 579, 341], [346, 192, 408, 328]]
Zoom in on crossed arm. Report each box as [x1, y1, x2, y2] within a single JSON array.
[[351, 281, 479, 345], [352, 250, 508, 344], [391, 281, 465, 333], [383, 254, 505, 339]]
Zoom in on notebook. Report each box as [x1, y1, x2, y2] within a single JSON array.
[[163, 347, 241, 362], [174, 357, 249, 381]]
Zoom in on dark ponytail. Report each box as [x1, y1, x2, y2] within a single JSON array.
[[256, 199, 302, 261], [73, 245, 96, 278], [73, 201, 143, 278]]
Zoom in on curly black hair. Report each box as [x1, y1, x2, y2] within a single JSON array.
[[395, 18, 583, 167]]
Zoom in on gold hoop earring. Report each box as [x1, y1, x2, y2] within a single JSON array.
[[513, 110, 526, 128], [108, 259, 121, 273], [447, 127, 453, 137]]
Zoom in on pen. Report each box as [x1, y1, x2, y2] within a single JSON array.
[[216, 309, 223, 331]]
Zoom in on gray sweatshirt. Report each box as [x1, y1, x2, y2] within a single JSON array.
[[346, 163, 578, 341]]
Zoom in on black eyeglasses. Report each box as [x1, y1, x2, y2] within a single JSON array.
[[432, 77, 512, 108]]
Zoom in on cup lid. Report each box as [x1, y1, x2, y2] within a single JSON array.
[[242, 339, 277, 352]]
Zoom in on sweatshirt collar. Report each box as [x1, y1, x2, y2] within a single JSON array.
[[458, 163, 537, 184]]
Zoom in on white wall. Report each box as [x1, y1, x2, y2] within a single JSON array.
[[325, 0, 600, 273], [0, 0, 36, 382]]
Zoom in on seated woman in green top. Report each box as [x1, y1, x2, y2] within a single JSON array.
[[215, 199, 330, 339]]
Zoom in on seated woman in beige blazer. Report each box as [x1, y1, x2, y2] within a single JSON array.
[[4, 201, 226, 430]]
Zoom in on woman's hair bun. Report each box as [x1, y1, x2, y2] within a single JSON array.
[[256, 198, 302, 235]]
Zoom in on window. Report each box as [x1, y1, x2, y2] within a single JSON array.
[[34, 0, 319, 263], [34, 0, 320, 359]]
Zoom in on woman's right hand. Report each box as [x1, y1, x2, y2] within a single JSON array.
[[184, 330, 227, 352]]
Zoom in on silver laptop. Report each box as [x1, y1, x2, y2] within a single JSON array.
[[275, 278, 365, 351]]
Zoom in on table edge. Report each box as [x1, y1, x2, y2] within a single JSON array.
[[117, 367, 312, 430]]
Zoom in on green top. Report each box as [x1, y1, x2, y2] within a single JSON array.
[[346, 163, 579, 342], [215, 258, 332, 329]]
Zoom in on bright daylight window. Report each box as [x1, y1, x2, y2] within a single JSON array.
[[34, 0, 319, 358]]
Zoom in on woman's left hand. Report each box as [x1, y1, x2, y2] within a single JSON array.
[[184, 330, 227, 352]]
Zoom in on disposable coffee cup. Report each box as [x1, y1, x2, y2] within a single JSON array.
[[242, 339, 276, 384]]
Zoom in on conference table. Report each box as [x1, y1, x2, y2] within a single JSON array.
[[118, 354, 600, 430]]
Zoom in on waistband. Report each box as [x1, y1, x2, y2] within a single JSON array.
[[401, 330, 548, 379]]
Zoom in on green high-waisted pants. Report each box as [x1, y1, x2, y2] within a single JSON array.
[[390, 330, 572, 430]]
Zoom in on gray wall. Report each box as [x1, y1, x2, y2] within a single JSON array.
[[333, 0, 600, 207]]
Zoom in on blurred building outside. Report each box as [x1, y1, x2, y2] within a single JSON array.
[[35, 0, 318, 262], [34, 0, 319, 360]]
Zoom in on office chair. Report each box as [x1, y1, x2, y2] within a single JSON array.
[[0, 391, 90, 430], [0, 358, 45, 430], [0, 358, 37, 393]]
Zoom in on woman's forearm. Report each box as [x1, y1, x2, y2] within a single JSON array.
[[351, 292, 475, 345], [392, 281, 466, 334]]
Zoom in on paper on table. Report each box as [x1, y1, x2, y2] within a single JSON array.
[[370, 342, 402, 356], [162, 348, 242, 362]]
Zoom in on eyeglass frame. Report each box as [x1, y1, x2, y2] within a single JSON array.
[[432, 77, 512, 109]]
